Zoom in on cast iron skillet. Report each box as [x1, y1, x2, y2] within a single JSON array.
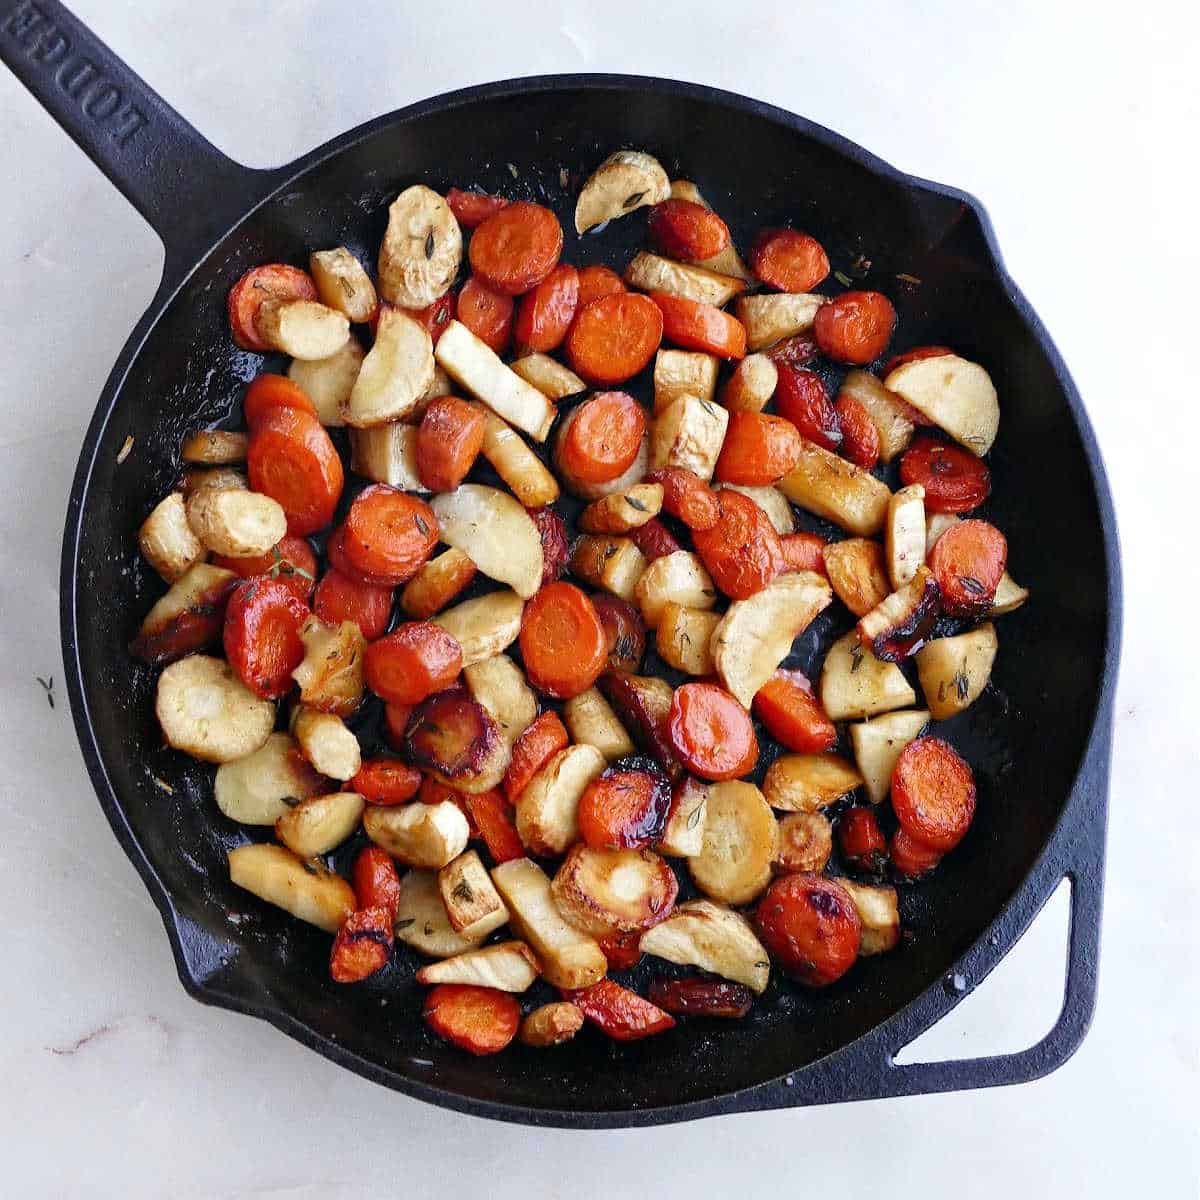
[[3, 0, 1121, 1127]]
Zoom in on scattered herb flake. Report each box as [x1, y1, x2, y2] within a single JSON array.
[[623, 190, 646, 209], [150, 775, 174, 794], [414, 513, 430, 536], [424, 231, 435, 259], [833, 270, 854, 287], [960, 575, 986, 596], [850, 642, 865, 673], [559, 167, 569, 189], [452, 880, 475, 904], [507, 162, 519, 178], [394, 917, 416, 932], [116, 435, 134, 464], [849, 254, 872, 277], [301, 860, 320, 876], [626, 496, 648, 512], [954, 669, 971, 701], [339, 276, 355, 299], [896, 273, 923, 286], [434, 305, 449, 325], [687, 802, 705, 830]]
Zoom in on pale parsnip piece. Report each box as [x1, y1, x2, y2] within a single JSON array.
[[410, 364, 453, 423], [431, 484, 543, 599], [416, 941, 540, 992], [715, 483, 795, 534], [514, 744, 605, 856], [634, 550, 716, 628], [836, 879, 901, 955], [858, 564, 938, 652], [657, 776, 708, 858], [400, 548, 476, 619], [377, 184, 462, 308], [625, 251, 746, 308], [519, 1002, 584, 1046], [579, 484, 663, 534], [292, 616, 365, 717], [291, 706, 361, 781], [185, 488, 286, 557], [924, 511, 961, 556], [570, 535, 647, 601], [364, 801, 469, 869], [575, 149, 670, 234], [181, 430, 247, 465], [653, 349, 719, 414], [510, 353, 586, 400], [492, 858, 607, 990], [775, 811, 833, 873], [656, 603, 720, 676], [689, 781, 778, 906], [346, 307, 435, 427], [650, 393, 729, 480], [138, 492, 204, 582], [562, 688, 635, 762], [639, 899, 770, 993], [735, 293, 825, 351], [916, 623, 999, 720], [763, 752, 863, 813], [838, 369, 914, 463], [551, 845, 677, 937], [228, 844, 355, 933], [431, 589, 524, 667], [710, 571, 832, 708], [435, 319, 554, 441], [349, 422, 427, 491], [275, 792, 365, 858], [720, 353, 778, 413], [309, 247, 377, 323], [156, 655, 275, 764], [886, 484, 926, 589], [925, 513, 1028, 615], [566, 435, 651, 501], [394, 869, 484, 957], [478, 411, 559, 508], [463, 654, 537, 745], [819, 630, 917, 721], [256, 298, 349, 360], [180, 466, 246, 497], [848, 709, 930, 803], [214, 732, 324, 825], [824, 537, 891, 617], [884, 354, 999, 456], [132, 562, 236, 658], [779, 439, 892, 535], [668, 180, 755, 281], [437, 850, 510, 940], [287, 335, 363, 427]]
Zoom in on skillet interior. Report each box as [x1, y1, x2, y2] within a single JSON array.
[[67, 84, 1110, 1117]]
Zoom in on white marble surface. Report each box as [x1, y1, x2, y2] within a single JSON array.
[[1, 1, 1197, 1195]]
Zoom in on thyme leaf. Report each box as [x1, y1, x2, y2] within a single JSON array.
[[959, 575, 986, 596], [623, 190, 646, 209], [626, 496, 648, 512], [954, 669, 970, 701], [394, 917, 416, 932], [686, 801, 705, 830], [833, 270, 853, 287], [424, 231, 435, 259], [414, 513, 431, 536], [116, 435, 135, 464]]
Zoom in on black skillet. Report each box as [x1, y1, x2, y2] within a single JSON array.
[[3, 0, 1121, 1127]]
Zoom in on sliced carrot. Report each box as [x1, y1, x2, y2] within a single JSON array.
[[222, 577, 311, 699], [752, 669, 837, 754], [415, 396, 487, 492], [326, 523, 399, 589], [890, 826, 943, 878], [212, 534, 317, 604], [892, 736, 976, 852], [756, 874, 861, 986], [813, 290, 896, 364], [713, 411, 802, 485], [514, 263, 579, 354], [575, 264, 626, 309], [774, 365, 842, 452], [667, 682, 758, 781], [651, 292, 746, 358], [503, 710, 569, 802], [468, 201, 563, 295], [835, 392, 882, 469], [692, 488, 785, 599], [561, 979, 675, 1041], [749, 229, 830, 293], [779, 532, 828, 577], [228, 264, 316, 351], [928, 519, 1007, 616], [446, 187, 509, 228], [578, 760, 672, 849], [647, 199, 730, 260], [312, 568, 393, 641], [351, 847, 401, 919], [592, 595, 647, 672], [382, 702, 413, 749], [647, 467, 720, 531], [598, 931, 642, 971], [455, 276, 513, 354], [247, 407, 344, 536], [463, 787, 525, 864], [837, 806, 888, 872], [566, 292, 663, 385], [330, 906, 393, 983], [519, 581, 607, 699], [899, 436, 991, 514], [529, 506, 570, 584], [350, 757, 422, 806], [365, 621, 463, 705], [557, 391, 646, 484], [342, 484, 439, 585], [631, 517, 683, 561], [423, 983, 520, 1055], [243, 374, 318, 428], [884, 344, 954, 376], [400, 292, 456, 346]]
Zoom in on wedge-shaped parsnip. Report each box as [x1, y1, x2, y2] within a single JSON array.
[[416, 941, 540, 992], [819, 630, 917, 721], [579, 484, 663, 534], [431, 590, 524, 667], [689, 781, 778, 905], [848, 709, 929, 803], [431, 484, 544, 599], [291, 706, 361, 781], [566, 436, 651, 501], [763, 753, 863, 813], [364, 800, 469, 869], [346, 307, 435, 427], [464, 654, 537, 745], [775, 811, 833, 873], [653, 349, 719, 414], [836, 879, 900, 955], [575, 149, 670, 234], [625, 251, 745, 308], [650, 393, 729, 480], [438, 850, 510, 940], [635, 550, 716, 628], [214, 732, 324, 825], [838, 369, 914, 463], [720, 353, 777, 413], [916, 623, 998, 720], [492, 858, 607, 989], [478, 411, 559, 508], [377, 184, 462, 308], [736, 293, 825, 351], [348, 421, 428, 491], [139, 492, 204, 583], [130, 562, 236, 665], [291, 617, 366, 717], [394, 868, 484, 957], [711, 571, 832, 708], [275, 791, 365, 858], [656, 603, 720, 676], [779, 439, 892, 536], [668, 180, 755, 281], [185, 487, 286, 557], [181, 430, 247, 465], [824, 537, 891, 617], [180, 466, 246, 497], [563, 688, 635, 761], [156, 655, 275, 764], [309, 247, 377, 323], [884, 354, 999, 456], [639, 899, 770, 993], [510, 353, 586, 400], [515, 744, 606, 856], [435, 320, 554, 441], [228, 844, 355, 934], [410, 364, 453, 424], [288, 335, 363, 427], [552, 845, 678, 938], [716, 483, 795, 534], [256, 298, 349, 360], [926, 512, 1028, 615], [886, 484, 926, 589], [858, 564, 939, 660], [658, 776, 708, 857], [401, 548, 476, 619], [520, 1001, 584, 1046], [570, 535, 647, 601]]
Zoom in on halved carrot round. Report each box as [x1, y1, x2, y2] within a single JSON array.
[[504, 710, 570, 802], [455, 276, 513, 354], [247, 407, 344, 535], [749, 229, 830, 293], [566, 292, 663, 385], [756, 874, 860, 986], [578, 759, 672, 849], [692, 488, 785, 600], [651, 292, 746, 358], [342, 485, 439, 585], [468, 201, 563, 295], [838, 805, 888, 872], [423, 983, 520, 1055], [647, 467, 720, 531], [446, 187, 509, 228], [329, 906, 393, 983], [557, 392, 646, 484], [892, 736, 976, 852], [900, 436, 991, 514], [415, 396, 487, 492], [350, 757, 423, 806], [884, 344, 954, 376], [575, 264, 626, 309], [890, 826, 943, 878], [313, 567, 393, 640], [223, 576, 311, 699], [212, 534, 317, 604], [592, 595, 647, 673], [519, 581, 607, 699], [515, 263, 579, 354], [713, 411, 802, 485], [351, 846, 402, 917], [228, 264, 316, 351], [779, 532, 828, 577], [929, 519, 1007, 616], [813, 290, 896, 364], [834, 392, 881, 469], [774, 365, 842, 452], [647, 199, 730, 261], [326, 524, 399, 589], [243, 374, 318, 429], [752, 668, 836, 754], [667, 682, 758, 781], [365, 621, 463, 705]]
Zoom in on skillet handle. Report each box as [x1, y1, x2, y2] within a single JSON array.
[[1, 0, 272, 270]]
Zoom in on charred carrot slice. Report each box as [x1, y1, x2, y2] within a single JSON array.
[[928, 519, 1007, 616], [446, 187, 509, 228], [566, 292, 663, 385], [813, 290, 896, 364], [647, 466, 720, 531], [891, 736, 976, 852], [519, 581, 607, 699], [212, 534, 318, 605], [752, 669, 837, 754], [631, 517, 684, 561], [774, 365, 842, 452], [835, 392, 881, 469], [647, 199, 730, 260], [350, 757, 422, 806], [463, 787, 525, 864], [529, 506, 570, 584], [578, 757, 672, 849], [468, 201, 563, 295], [504, 710, 570, 802], [713, 411, 803, 485], [228, 264, 316, 351], [779, 532, 829, 577], [330, 906, 393, 983], [899, 436, 991, 514], [514, 263, 579, 354], [455, 275, 513, 354], [312, 568, 393, 641], [415, 396, 487, 492], [890, 826, 943, 878], [342, 485, 439, 585], [592, 595, 647, 672], [575, 264, 626, 309], [651, 292, 746, 358], [756, 874, 861, 986], [837, 806, 889, 872], [557, 391, 646, 484], [326, 523, 400, 589], [223, 577, 311, 699], [423, 983, 521, 1055], [351, 847, 402, 919], [247, 407, 344, 536], [749, 228, 830, 293], [646, 977, 753, 1019], [667, 682, 758, 782], [561, 979, 676, 1041], [365, 621, 463, 705], [243, 374, 318, 428], [692, 488, 785, 599]]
